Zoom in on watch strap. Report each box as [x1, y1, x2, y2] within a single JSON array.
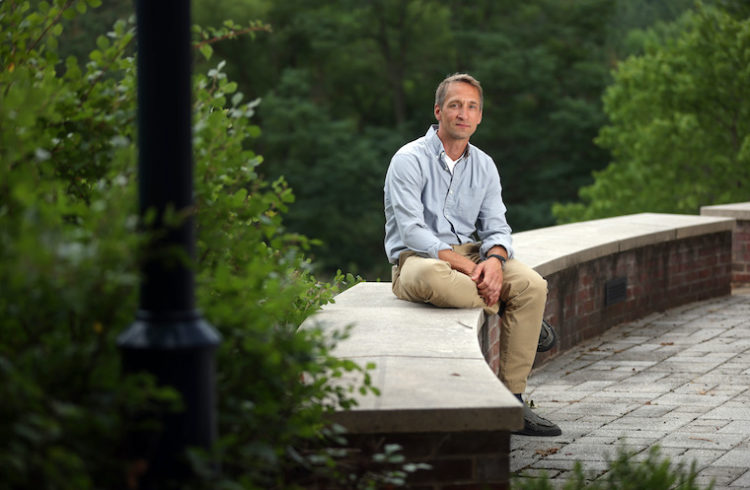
[[487, 254, 507, 266]]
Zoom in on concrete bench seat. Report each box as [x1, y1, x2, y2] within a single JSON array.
[[302, 281, 521, 434], [300, 212, 737, 488]]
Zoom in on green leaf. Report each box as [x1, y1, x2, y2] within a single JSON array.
[[95, 35, 109, 50], [199, 43, 213, 61], [223, 81, 237, 94]]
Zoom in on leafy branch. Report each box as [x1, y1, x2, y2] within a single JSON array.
[[192, 20, 272, 60], [26, 0, 77, 55]]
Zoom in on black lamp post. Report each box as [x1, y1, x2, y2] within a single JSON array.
[[117, 0, 220, 485]]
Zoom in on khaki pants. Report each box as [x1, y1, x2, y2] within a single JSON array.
[[391, 243, 547, 394]]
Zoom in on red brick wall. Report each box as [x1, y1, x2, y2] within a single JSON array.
[[481, 315, 501, 375], [733, 220, 750, 286], [540, 231, 731, 363], [481, 231, 732, 370], [346, 431, 511, 490]]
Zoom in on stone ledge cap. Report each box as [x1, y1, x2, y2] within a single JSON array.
[[701, 202, 750, 220], [513, 212, 734, 277]]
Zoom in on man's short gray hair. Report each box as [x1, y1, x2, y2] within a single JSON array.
[[435, 73, 483, 110]]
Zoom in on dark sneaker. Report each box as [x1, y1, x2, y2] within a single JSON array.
[[537, 319, 557, 352], [513, 404, 562, 437]]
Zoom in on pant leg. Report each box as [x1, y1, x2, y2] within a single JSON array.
[[497, 259, 547, 394], [390, 246, 545, 393], [391, 245, 499, 314]]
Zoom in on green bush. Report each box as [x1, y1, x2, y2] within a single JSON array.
[[1, 2, 376, 488], [513, 445, 713, 490]]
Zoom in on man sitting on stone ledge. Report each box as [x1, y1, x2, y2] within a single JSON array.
[[383, 73, 561, 437]]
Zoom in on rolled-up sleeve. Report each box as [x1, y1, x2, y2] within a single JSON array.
[[477, 164, 514, 259], [384, 153, 452, 261]]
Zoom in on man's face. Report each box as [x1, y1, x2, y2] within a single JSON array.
[[434, 81, 483, 142]]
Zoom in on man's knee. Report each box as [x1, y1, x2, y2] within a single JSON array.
[[527, 271, 547, 297], [397, 256, 482, 308], [397, 257, 450, 300], [504, 261, 547, 304]]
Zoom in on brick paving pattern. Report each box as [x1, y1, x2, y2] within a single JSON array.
[[513, 289, 750, 489]]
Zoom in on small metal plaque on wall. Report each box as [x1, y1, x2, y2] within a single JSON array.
[[605, 276, 627, 306]]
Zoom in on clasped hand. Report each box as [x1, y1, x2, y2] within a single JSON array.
[[471, 259, 503, 307]]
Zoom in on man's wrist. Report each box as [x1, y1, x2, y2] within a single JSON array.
[[487, 254, 507, 267]]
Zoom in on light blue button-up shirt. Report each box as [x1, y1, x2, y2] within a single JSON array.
[[384, 125, 514, 264]]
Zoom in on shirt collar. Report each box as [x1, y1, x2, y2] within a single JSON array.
[[426, 124, 471, 161]]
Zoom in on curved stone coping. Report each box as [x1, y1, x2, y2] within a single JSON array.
[[300, 282, 523, 434], [701, 202, 750, 220], [512, 212, 734, 277]]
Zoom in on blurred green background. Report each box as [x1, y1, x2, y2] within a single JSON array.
[[58, 0, 750, 280]]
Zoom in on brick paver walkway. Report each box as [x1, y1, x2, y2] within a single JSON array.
[[513, 289, 750, 489]]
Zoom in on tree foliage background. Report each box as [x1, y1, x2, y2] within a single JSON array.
[[59, 0, 748, 279], [554, 4, 750, 222]]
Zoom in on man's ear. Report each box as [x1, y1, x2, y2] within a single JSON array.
[[434, 104, 441, 121]]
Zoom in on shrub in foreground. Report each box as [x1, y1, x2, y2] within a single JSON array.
[[514, 445, 713, 490], [1, 2, 377, 488]]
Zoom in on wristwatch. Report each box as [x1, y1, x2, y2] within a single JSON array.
[[487, 254, 507, 267]]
